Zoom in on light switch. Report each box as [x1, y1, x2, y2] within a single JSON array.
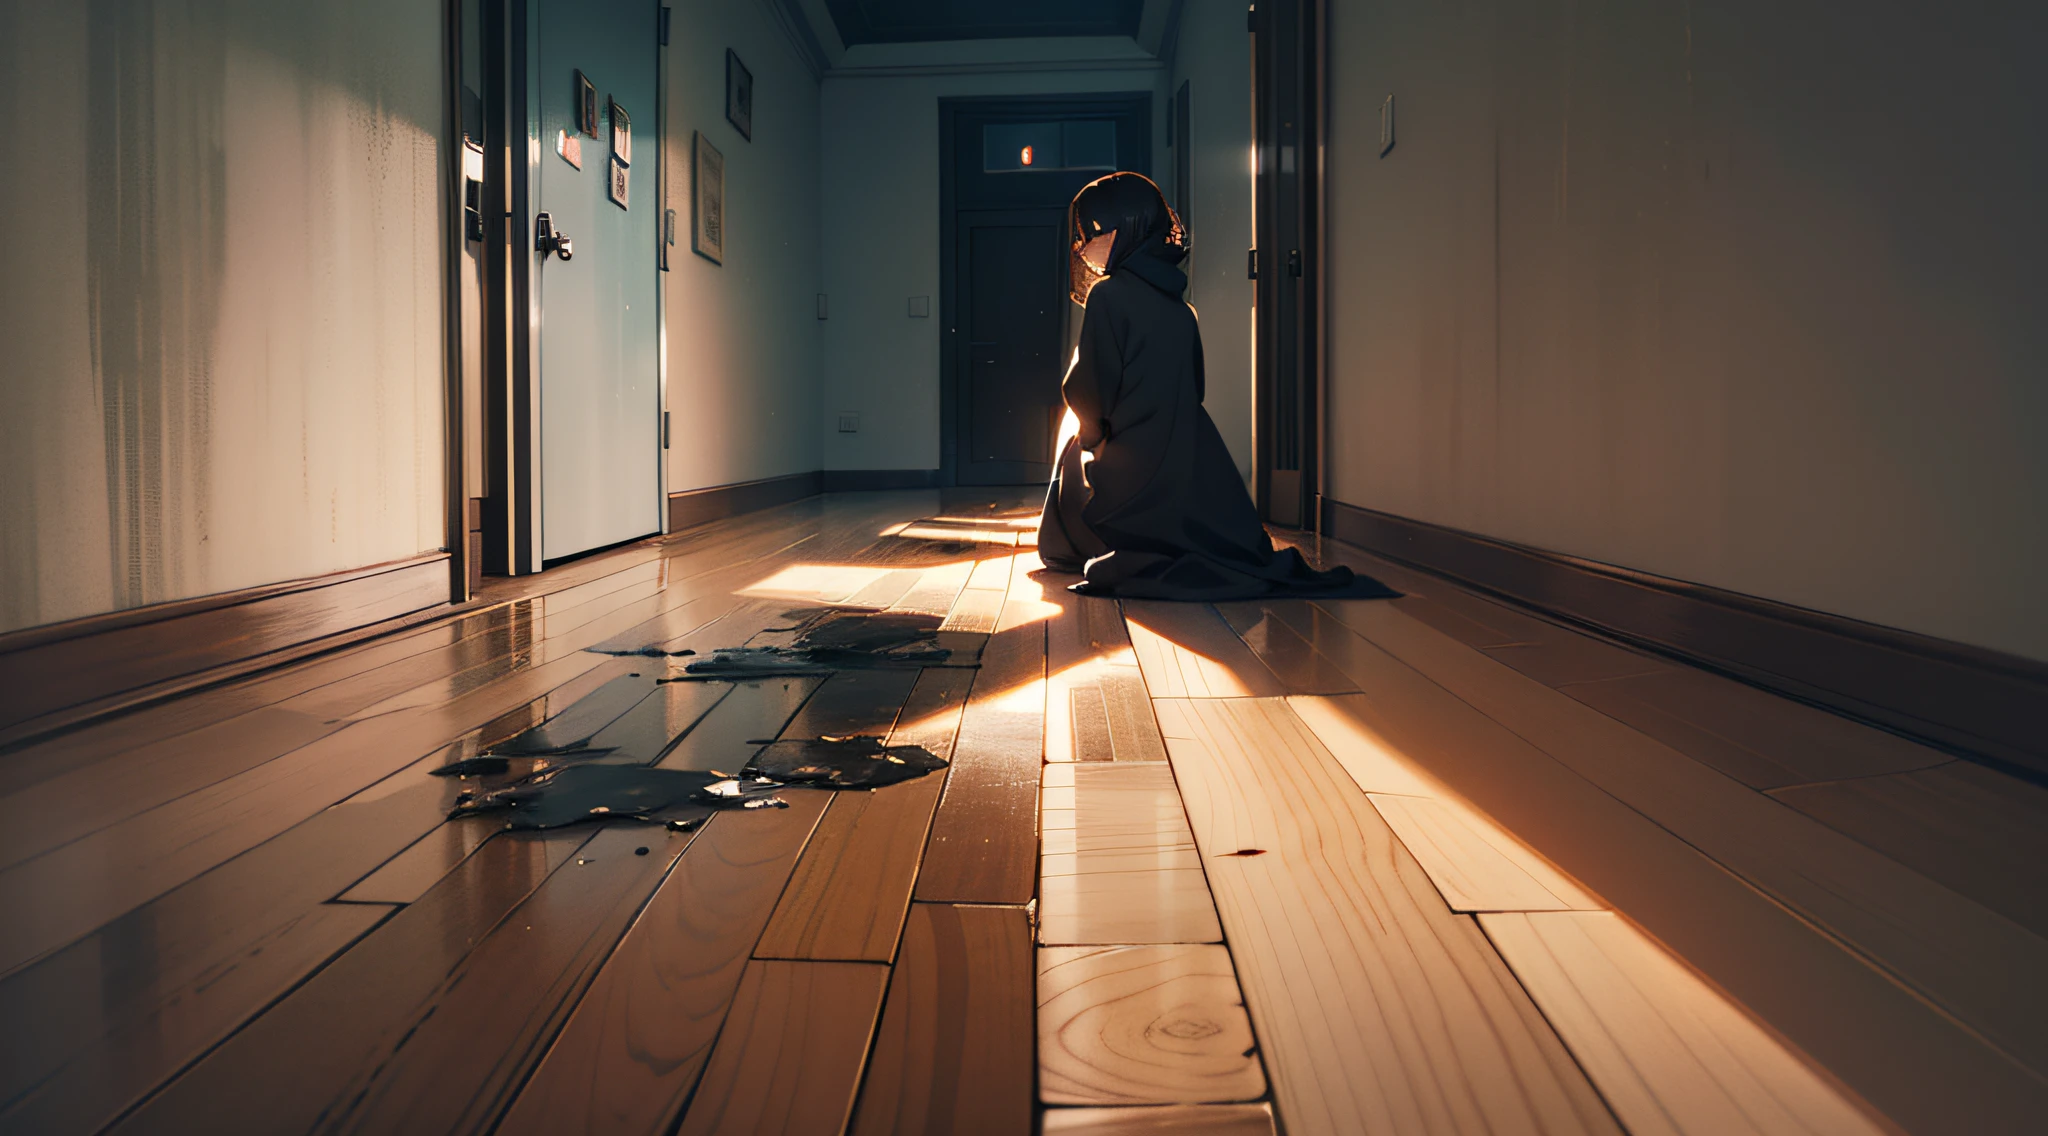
[[908, 295, 930, 318], [837, 412, 859, 433]]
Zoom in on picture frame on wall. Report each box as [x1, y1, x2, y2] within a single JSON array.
[[609, 97, 631, 166], [574, 69, 598, 137], [693, 131, 724, 264], [725, 50, 753, 141]]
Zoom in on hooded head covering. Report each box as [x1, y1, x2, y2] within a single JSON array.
[[1068, 171, 1187, 305]]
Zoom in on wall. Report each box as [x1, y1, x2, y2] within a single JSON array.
[[0, 0, 447, 637], [663, 0, 824, 493], [1326, 0, 2048, 661], [1169, 0, 1255, 480], [818, 57, 1170, 473]]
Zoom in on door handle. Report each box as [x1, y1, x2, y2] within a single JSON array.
[[535, 211, 574, 261]]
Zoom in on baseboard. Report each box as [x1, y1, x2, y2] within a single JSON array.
[[667, 471, 824, 533], [1321, 498, 2048, 778], [821, 468, 943, 491], [0, 552, 453, 742]]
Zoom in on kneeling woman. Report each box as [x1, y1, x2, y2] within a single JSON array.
[[1039, 172, 1387, 601]]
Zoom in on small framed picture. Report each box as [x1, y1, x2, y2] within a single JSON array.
[[574, 70, 598, 138], [725, 50, 753, 141], [609, 98, 631, 166], [693, 131, 724, 264], [608, 156, 629, 210]]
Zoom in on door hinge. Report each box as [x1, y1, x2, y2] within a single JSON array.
[[659, 7, 671, 46], [1288, 249, 1303, 277], [1247, 248, 1259, 280], [662, 411, 671, 449]]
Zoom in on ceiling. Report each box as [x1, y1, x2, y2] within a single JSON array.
[[822, 0, 1146, 46]]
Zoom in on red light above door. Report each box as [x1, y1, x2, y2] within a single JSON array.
[[1021, 145, 1033, 166]]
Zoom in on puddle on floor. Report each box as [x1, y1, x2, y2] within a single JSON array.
[[747, 735, 947, 789], [677, 610, 951, 679]]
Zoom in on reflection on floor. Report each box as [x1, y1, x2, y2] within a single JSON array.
[[2, 490, 2040, 1135]]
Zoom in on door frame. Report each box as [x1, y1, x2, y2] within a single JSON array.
[[479, 0, 668, 576], [1249, 0, 1324, 530], [937, 92, 1152, 488]]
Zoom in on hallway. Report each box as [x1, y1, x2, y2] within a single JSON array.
[[3, 490, 2039, 1134], [4, 1, 2047, 1133]]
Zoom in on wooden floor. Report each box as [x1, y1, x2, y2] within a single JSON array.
[[3, 490, 2042, 1135]]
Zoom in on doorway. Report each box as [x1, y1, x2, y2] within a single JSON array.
[[482, 0, 665, 573], [1250, 0, 1322, 529], [939, 94, 1151, 487]]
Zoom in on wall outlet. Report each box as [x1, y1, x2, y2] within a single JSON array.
[[907, 295, 930, 318], [837, 412, 859, 433]]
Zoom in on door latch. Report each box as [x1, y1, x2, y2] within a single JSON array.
[[535, 211, 573, 261]]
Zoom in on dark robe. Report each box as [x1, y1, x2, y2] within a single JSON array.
[[1038, 249, 1394, 601]]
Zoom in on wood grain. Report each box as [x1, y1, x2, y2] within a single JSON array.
[[673, 960, 890, 1136], [1216, 601, 1361, 694], [890, 559, 977, 617], [1309, 598, 2048, 1079], [850, 903, 1034, 1136], [914, 610, 1044, 905], [492, 792, 831, 1136], [1482, 911, 1887, 1136], [1564, 667, 1951, 790], [1038, 945, 1264, 1104], [1039, 764, 1220, 946], [757, 667, 973, 960], [1285, 668, 2043, 1133], [1160, 697, 1620, 1136], [1122, 602, 1285, 698], [1039, 1104, 1277, 1135], [1366, 794, 1601, 914], [104, 829, 589, 1136]]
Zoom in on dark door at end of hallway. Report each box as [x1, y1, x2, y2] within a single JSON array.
[[536, 0, 662, 562], [942, 94, 1150, 487], [960, 210, 1065, 485]]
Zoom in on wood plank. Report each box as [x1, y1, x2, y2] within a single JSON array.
[[1479, 637, 1668, 688], [1771, 761, 2048, 941], [1283, 670, 2043, 1134], [1040, 764, 1220, 946], [1481, 911, 1887, 1136], [890, 559, 977, 617], [334, 815, 501, 904], [1366, 794, 1601, 913], [0, 742, 483, 1134], [1122, 602, 1285, 698], [1310, 598, 2048, 1079], [1216, 601, 1362, 694], [845, 567, 927, 610], [1160, 697, 1621, 1136], [1038, 945, 1264, 1105], [1563, 667, 1950, 790], [849, 903, 1033, 1136], [757, 667, 973, 961], [672, 960, 890, 1136], [1040, 1104, 1277, 1135], [914, 586, 1044, 905], [493, 795, 830, 1136], [105, 830, 591, 1136], [658, 676, 824, 772]]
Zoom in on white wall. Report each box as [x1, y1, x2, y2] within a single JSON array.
[[1170, 0, 1255, 480], [1326, 0, 2048, 661], [0, 0, 447, 636], [663, 0, 824, 492], [818, 61, 1171, 472]]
